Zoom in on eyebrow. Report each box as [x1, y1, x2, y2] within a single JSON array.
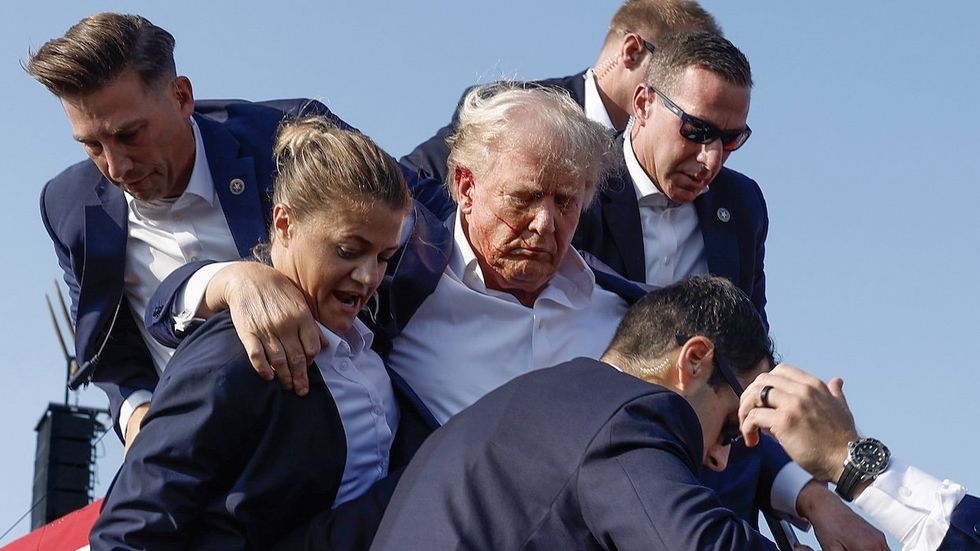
[[72, 119, 144, 143]]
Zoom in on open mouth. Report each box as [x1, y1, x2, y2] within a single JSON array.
[[333, 290, 362, 308]]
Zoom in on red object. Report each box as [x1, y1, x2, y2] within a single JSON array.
[[2, 499, 102, 551]]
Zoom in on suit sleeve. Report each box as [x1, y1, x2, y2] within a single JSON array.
[[749, 179, 769, 329], [90, 342, 270, 550], [143, 259, 219, 347], [40, 181, 159, 439], [577, 394, 777, 551]]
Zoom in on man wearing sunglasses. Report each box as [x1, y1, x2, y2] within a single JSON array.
[[574, 30, 768, 329], [373, 276, 782, 550]]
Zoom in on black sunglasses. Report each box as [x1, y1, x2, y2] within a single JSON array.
[[675, 335, 744, 446], [651, 86, 752, 152]]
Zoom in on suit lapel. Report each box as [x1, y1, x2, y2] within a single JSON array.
[[196, 114, 267, 258], [601, 162, 647, 282], [695, 187, 739, 283], [77, 179, 128, 360]]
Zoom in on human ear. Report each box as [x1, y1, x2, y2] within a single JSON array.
[[454, 166, 475, 215], [173, 76, 195, 118], [272, 204, 293, 245], [632, 84, 653, 125], [620, 33, 646, 70], [676, 336, 713, 391]]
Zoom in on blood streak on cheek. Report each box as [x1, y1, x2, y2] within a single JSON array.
[[490, 207, 531, 255]]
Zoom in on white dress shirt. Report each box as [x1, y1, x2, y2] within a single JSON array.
[[315, 319, 398, 507], [623, 129, 709, 286], [583, 69, 616, 131], [386, 212, 628, 424], [119, 118, 240, 432], [855, 457, 968, 550]]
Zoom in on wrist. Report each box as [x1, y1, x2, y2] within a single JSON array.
[[795, 479, 832, 521]]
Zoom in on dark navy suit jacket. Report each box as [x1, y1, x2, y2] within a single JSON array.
[[941, 494, 980, 549], [399, 70, 587, 186], [373, 358, 777, 550], [91, 311, 432, 550], [39, 99, 349, 437], [573, 138, 770, 328]]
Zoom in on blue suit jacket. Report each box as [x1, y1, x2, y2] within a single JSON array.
[[39, 99, 349, 437], [399, 70, 587, 186], [940, 494, 980, 549], [573, 138, 770, 328], [91, 311, 430, 550], [373, 357, 777, 550]]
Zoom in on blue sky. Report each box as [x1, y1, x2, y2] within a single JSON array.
[[1, 1, 977, 546]]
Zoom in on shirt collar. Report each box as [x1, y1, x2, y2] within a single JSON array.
[[583, 69, 616, 132], [449, 209, 596, 308], [317, 317, 373, 361], [623, 128, 708, 207], [183, 117, 216, 206]]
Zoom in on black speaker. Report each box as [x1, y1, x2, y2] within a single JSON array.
[[31, 403, 107, 529]]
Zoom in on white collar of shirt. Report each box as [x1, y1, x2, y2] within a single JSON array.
[[583, 69, 616, 131], [124, 117, 216, 214], [449, 210, 596, 309], [317, 317, 374, 361], [623, 128, 708, 206]]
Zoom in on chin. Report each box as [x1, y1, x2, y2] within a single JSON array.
[[319, 312, 356, 334]]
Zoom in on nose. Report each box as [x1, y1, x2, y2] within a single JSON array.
[[696, 140, 725, 176], [351, 257, 384, 289], [704, 443, 731, 473], [103, 145, 134, 183], [527, 200, 557, 235]]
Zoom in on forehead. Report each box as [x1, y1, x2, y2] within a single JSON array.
[[667, 66, 751, 129], [481, 149, 586, 198], [306, 202, 406, 248], [60, 72, 163, 136]]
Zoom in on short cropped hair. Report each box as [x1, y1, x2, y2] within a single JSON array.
[[26, 13, 176, 97], [605, 0, 721, 46], [645, 30, 752, 95], [271, 116, 410, 234], [607, 276, 773, 382], [445, 82, 615, 208]]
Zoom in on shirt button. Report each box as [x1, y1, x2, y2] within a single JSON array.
[[189, 255, 199, 261], [373, 405, 383, 415], [663, 257, 671, 265], [899, 486, 912, 498]]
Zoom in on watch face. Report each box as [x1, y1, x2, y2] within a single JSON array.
[[851, 440, 890, 475]]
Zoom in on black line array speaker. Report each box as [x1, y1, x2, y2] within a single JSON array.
[[31, 403, 106, 529]]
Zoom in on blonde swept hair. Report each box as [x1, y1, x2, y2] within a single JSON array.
[[445, 83, 615, 208], [268, 116, 409, 241]]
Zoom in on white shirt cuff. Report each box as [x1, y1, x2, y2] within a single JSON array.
[[173, 261, 238, 333], [854, 457, 967, 550], [118, 390, 153, 435], [771, 461, 814, 521]]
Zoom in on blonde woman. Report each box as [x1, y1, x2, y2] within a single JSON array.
[[91, 118, 426, 550]]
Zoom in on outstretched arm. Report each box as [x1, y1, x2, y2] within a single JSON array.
[[145, 260, 324, 395]]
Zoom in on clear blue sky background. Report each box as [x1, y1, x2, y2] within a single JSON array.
[[1, 1, 977, 546]]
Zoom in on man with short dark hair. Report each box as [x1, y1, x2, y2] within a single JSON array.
[[28, 12, 348, 447], [372, 276, 781, 550], [573, 30, 769, 325]]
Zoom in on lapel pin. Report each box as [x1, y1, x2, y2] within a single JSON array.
[[229, 178, 245, 195], [716, 207, 731, 223]]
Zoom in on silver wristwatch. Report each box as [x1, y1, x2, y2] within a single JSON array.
[[835, 437, 890, 502]]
